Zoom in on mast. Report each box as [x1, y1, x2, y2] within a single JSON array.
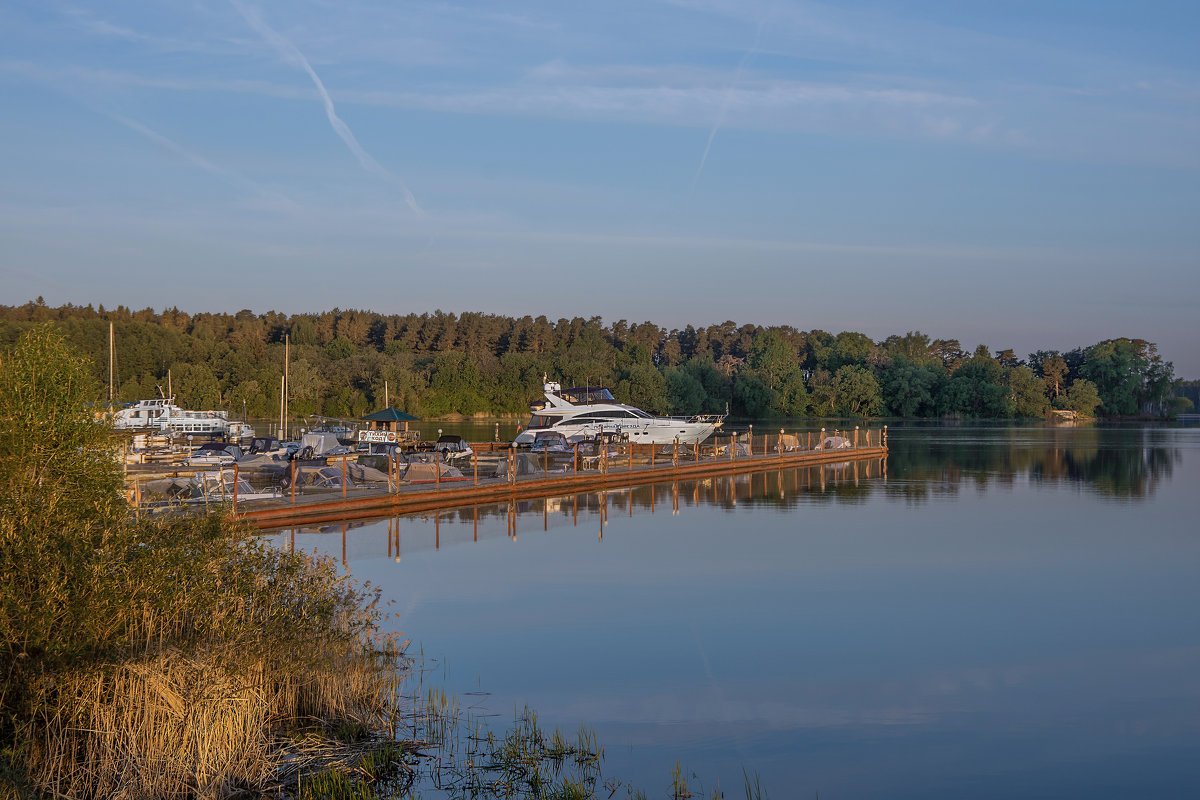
[[385, 379, 389, 409], [283, 334, 289, 439], [108, 321, 114, 406]]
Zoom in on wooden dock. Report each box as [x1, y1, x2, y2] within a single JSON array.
[[237, 429, 888, 529]]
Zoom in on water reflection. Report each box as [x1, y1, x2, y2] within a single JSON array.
[[887, 425, 1181, 501], [262, 425, 1200, 799]]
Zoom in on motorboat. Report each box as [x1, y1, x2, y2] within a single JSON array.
[[186, 442, 244, 466], [137, 472, 281, 506], [112, 397, 232, 436], [513, 380, 723, 446]]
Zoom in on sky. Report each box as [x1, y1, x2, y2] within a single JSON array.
[[1, 1, 1197, 375]]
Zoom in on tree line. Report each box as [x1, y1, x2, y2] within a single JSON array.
[[0, 299, 1187, 421]]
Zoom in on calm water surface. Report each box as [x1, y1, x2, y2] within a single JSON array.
[[265, 424, 1200, 798]]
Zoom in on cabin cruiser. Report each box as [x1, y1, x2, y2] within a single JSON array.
[[112, 397, 231, 436], [513, 380, 723, 446]]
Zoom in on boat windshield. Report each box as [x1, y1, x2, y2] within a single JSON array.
[[562, 387, 616, 404], [526, 414, 557, 430]]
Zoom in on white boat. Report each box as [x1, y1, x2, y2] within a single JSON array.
[[513, 380, 723, 446], [112, 397, 231, 436]]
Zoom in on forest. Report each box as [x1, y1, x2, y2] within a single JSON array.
[[0, 299, 1187, 421]]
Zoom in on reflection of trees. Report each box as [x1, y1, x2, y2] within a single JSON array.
[[886, 426, 1180, 501]]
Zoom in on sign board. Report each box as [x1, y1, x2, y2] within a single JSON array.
[[358, 429, 398, 443]]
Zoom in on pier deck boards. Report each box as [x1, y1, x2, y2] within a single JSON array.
[[236, 444, 887, 528]]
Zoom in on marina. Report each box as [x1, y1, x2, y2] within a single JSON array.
[[125, 426, 889, 527]]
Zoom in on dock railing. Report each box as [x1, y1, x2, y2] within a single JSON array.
[[133, 426, 888, 518]]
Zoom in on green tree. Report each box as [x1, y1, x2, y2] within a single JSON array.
[[168, 361, 221, 409], [424, 351, 484, 415], [831, 365, 883, 416], [616, 362, 669, 414], [1039, 355, 1068, 399], [1056, 378, 1103, 417], [665, 367, 706, 415], [732, 372, 773, 418], [882, 358, 941, 417], [1006, 365, 1050, 417], [324, 336, 356, 361], [936, 348, 1009, 417]]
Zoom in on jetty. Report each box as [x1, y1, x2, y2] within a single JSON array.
[[234, 427, 889, 529]]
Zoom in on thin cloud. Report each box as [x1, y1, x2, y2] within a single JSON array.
[[228, 0, 423, 217], [105, 112, 299, 212], [692, 11, 769, 191]]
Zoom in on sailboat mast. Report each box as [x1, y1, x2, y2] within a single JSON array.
[[108, 321, 114, 406], [283, 334, 289, 439]]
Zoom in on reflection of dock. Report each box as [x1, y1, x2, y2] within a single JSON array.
[[269, 457, 890, 565], [240, 430, 888, 528]]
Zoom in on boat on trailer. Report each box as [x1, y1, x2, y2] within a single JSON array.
[[514, 380, 724, 446]]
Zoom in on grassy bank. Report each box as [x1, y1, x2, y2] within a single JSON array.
[[1, 327, 409, 798]]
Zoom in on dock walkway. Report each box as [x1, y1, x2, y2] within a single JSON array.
[[237, 429, 888, 528]]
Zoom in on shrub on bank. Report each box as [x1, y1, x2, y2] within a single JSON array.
[[1, 327, 407, 798]]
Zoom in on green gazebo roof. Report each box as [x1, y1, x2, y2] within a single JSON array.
[[360, 407, 421, 422]]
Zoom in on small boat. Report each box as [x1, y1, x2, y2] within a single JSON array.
[[514, 379, 723, 446], [138, 472, 281, 506], [186, 442, 244, 466], [433, 434, 474, 459]]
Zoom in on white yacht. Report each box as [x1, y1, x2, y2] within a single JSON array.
[[514, 381, 723, 446], [112, 397, 231, 436]]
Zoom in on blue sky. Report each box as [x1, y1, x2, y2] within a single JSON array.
[[2, 1, 1197, 374]]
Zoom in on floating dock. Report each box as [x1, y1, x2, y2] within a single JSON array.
[[236, 428, 888, 529]]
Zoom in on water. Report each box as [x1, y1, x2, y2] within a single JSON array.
[[264, 423, 1200, 798]]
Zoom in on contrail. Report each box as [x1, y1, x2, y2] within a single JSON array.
[[107, 111, 298, 210], [230, 0, 423, 217], [691, 15, 768, 193]]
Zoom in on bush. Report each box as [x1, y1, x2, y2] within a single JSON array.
[[1, 326, 407, 798]]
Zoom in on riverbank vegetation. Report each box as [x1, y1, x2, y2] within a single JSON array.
[[0, 300, 1185, 422], [0, 327, 409, 798]]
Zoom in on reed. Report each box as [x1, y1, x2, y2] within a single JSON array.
[[13, 538, 411, 800]]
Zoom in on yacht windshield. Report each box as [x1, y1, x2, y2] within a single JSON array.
[[562, 387, 616, 404]]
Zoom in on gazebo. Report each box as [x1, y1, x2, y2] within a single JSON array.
[[358, 407, 422, 448]]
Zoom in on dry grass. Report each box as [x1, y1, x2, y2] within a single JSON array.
[[21, 630, 407, 800]]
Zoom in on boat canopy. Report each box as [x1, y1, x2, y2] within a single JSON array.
[[561, 387, 616, 404]]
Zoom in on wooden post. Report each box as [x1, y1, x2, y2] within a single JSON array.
[[474, 452, 478, 486], [855, 426, 859, 447], [628, 442, 633, 472], [290, 459, 296, 503], [884, 425, 888, 447], [780, 429, 784, 461], [436, 456, 441, 489], [673, 438, 678, 467], [730, 434, 735, 460], [650, 446, 654, 468], [747, 426, 752, 456], [341, 457, 347, 498], [233, 463, 239, 513], [820, 428, 825, 450], [574, 443, 578, 475]]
